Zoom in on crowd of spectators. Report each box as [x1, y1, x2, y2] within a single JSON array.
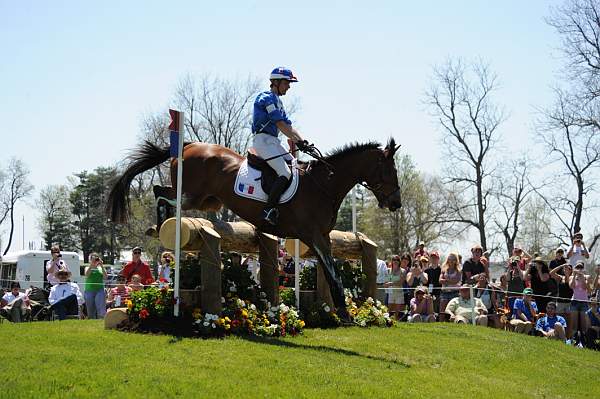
[[1, 245, 169, 322], [376, 234, 600, 348]]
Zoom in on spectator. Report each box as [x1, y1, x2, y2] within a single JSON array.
[[385, 254, 407, 319], [550, 263, 573, 338], [408, 286, 436, 322], [45, 245, 71, 287], [49, 270, 84, 320], [505, 256, 527, 314], [569, 261, 592, 343], [0, 282, 30, 322], [567, 231, 589, 267], [376, 257, 391, 305], [439, 252, 462, 322], [474, 273, 500, 328], [526, 257, 551, 313], [585, 293, 600, 349], [128, 274, 144, 292], [462, 244, 487, 284], [84, 253, 107, 319], [424, 251, 441, 312], [512, 244, 532, 271], [157, 251, 174, 283], [242, 254, 260, 283], [407, 256, 429, 299], [399, 253, 413, 307], [413, 241, 428, 260], [445, 284, 488, 326], [510, 288, 538, 334], [535, 302, 567, 341], [547, 248, 567, 303], [107, 275, 133, 308], [121, 246, 154, 285]]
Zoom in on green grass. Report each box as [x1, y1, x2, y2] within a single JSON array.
[[2, 321, 598, 398]]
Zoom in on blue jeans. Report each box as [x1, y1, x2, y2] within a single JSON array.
[[84, 289, 106, 319], [51, 294, 78, 320]]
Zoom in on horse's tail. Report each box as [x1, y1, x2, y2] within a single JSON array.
[[107, 141, 171, 223]]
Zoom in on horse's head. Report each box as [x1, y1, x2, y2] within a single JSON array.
[[364, 138, 402, 212]]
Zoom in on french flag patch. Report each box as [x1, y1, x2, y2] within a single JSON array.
[[238, 183, 254, 194]]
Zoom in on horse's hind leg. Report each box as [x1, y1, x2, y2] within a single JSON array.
[[153, 185, 176, 233]]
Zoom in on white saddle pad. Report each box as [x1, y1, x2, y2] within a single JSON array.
[[234, 159, 299, 203]]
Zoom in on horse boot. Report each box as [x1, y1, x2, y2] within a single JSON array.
[[263, 176, 289, 225]]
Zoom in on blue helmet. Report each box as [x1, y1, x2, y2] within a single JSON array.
[[270, 67, 298, 82]]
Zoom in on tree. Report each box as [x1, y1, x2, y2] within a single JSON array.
[[0, 158, 33, 255], [493, 158, 534, 257], [538, 0, 600, 250], [360, 154, 462, 257], [425, 58, 506, 251], [37, 185, 78, 250], [70, 167, 119, 262], [519, 197, 554, 256], [175, 74, 261, 155]]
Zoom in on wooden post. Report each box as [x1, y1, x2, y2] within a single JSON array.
[[198, 225, 222, 314], [257, 232, 279, 305], [358, 232, 378, 299]]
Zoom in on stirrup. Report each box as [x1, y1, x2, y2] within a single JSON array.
[[263, 208, 279, 225]]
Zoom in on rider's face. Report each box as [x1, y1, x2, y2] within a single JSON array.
[[277, 80, 291, 95]]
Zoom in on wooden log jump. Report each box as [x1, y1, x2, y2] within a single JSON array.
[[158, 217, 279, 311]]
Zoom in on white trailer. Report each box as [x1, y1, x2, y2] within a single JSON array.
[[0, 250, 83, 291]]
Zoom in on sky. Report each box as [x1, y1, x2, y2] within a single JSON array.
[[0, 1, 564, 253]]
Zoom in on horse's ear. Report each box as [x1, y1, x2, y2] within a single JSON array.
[[384, 137, 400, 159]]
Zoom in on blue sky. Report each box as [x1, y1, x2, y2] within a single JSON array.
[[1, 1, 562, 251]]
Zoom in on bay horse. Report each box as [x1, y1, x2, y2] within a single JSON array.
[[107, 138, 401, 320]]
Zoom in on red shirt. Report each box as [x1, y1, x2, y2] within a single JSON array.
[[121, 260, 154, 285]]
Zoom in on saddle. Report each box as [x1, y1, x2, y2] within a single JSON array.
[[246, 150, 308, 194]]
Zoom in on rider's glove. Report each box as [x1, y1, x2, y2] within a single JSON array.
[[296, 140, 310, 152]]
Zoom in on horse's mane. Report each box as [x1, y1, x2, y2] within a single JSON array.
[[324, 141, 382, 162]]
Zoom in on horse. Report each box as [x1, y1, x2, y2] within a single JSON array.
[[107, 138, 402, 320]]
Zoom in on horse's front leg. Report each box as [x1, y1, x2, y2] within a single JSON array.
[[310, 233, 352, 323]]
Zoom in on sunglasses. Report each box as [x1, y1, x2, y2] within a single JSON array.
[[133, 251, 141, 255]]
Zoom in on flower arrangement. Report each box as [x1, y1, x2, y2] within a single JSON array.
[[299, 262, 317, 290], [191, 296, 305, 338], [347, 296, 395, 328], [279, 287, 296, 307], [127, 285, 176, 322]]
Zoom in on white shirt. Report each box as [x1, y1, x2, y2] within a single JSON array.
[[376, 259, 390, 284], [46, 259, 71, 286], [49, 282, 84, 305], [2, 291, 27, 305], [568, 244, 587, 267]]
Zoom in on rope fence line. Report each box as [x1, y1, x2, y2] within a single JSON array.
[[3, 278, 598, 305]]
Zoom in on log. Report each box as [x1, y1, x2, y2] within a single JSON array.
[[198, 225, 222, 314], [284, 230, 377, 260], [159, 217, 259, 252], [358, 232, 378, 299]]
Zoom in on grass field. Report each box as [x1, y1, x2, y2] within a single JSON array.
[[2, 320, 598, 398]]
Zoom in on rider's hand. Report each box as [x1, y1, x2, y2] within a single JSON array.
[[296, 139, 310, 152]]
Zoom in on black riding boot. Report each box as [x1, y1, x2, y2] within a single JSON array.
[[263, 176, 289, 225]]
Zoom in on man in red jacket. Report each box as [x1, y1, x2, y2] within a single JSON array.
[[121, 247, 154, 285]]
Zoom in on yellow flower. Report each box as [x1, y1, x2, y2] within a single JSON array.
[[224, 317, 231, 323], [125, 300, 133, 310], [265, 320, 270, 326], [241, 309, 248, 318], [216, 318, 224, 326], [299, 320, 305, 328]]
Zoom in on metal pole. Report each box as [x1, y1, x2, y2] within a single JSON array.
[[173, 111, 185, 317], [294, 239, 300, 309], [470, 286, 476, 326], [351, 185, 357, 233]]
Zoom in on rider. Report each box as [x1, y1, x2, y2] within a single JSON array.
[[252, 66, 307, 226]]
